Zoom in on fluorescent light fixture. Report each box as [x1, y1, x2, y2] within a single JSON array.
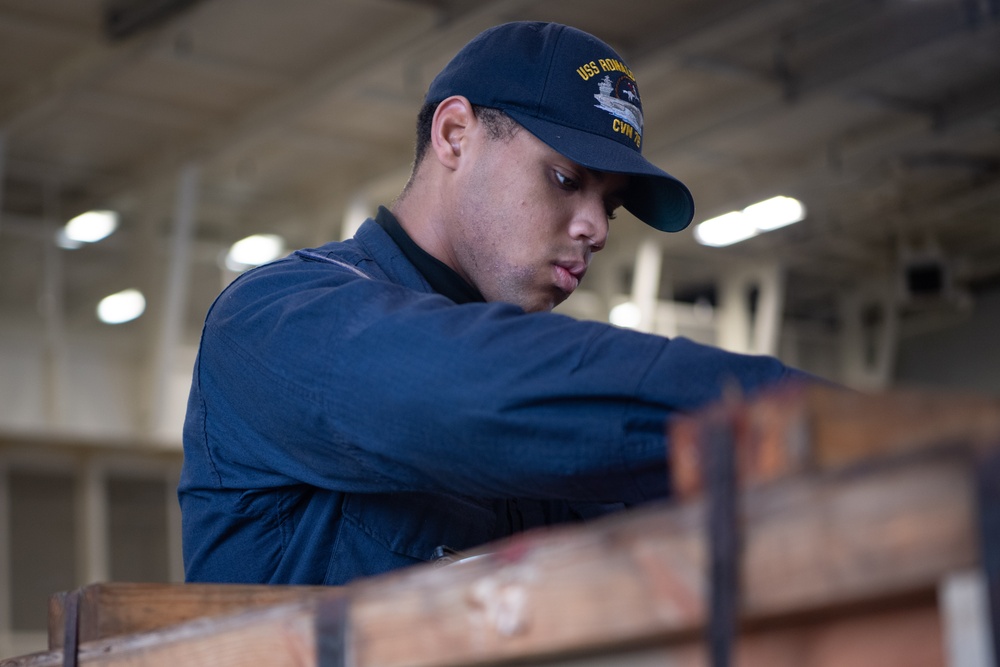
[[742, 196, 806, 231], [609, 301, 642, 329], [694, 196, 806, 247], [97, 288, 145, 324], [693, 211, 758, 247], [55, 229, 85, 250], [225, 233, 285, 272], [64, 210, 119, 244]]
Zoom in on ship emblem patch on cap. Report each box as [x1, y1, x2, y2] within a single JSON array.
[[594, 75, 643, 148], [577, 57, 644, 149]]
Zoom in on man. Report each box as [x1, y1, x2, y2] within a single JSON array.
[[179, 22, 808, 585]]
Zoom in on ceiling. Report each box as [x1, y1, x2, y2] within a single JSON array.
[[1, 0, 999, 347]]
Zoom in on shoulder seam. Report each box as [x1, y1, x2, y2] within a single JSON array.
[[294, 250, 373, 279]]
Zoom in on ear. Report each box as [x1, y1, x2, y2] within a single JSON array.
[[430, 96, 475, 171]]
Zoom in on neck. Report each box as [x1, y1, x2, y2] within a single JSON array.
[[391, 170, 460, 278]]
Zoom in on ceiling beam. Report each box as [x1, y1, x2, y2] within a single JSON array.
[[0, 0, 242, 134], [71, 0, 538, 211], [637, 2, 998, 159]]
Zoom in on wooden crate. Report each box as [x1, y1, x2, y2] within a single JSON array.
[[4, 385, 997, 666], [47, 583, 336, 649]]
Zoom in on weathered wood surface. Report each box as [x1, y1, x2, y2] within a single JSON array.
[[13, 599, 321, 667], [347, 453, 974, 667], [525, 599, 945, 667], [671, 383, 1000, 498], [48, 583, 336, 648], [3, 386, 994, 667], [5, 451, 978, 666], [5, 597, 948, 667]]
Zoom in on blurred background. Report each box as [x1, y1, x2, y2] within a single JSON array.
[[1, 0, 998, 657]]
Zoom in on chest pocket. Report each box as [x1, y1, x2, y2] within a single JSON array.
[[340, 490, 500, 562]]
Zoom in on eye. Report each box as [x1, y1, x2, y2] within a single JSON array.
[[553, 169, 579, 191], [606, 200, 623, 221]]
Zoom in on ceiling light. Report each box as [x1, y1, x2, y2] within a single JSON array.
[[609, 301, 642, 329], [225, 233, 285, 272], [97, 288, 145, 324], [693, 211, 758, 247], [55, 229, 85, 250], [64, 210, 119, 244], [694, 196, 806, 247], [742, 196, 806, 231]]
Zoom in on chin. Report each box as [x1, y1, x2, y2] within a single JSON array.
[[512, 296, 553, 313], [530, 294, 566, 313], [490, 285, 563, 313]]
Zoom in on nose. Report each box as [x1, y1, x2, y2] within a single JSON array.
[[568, 197, 610, 252]]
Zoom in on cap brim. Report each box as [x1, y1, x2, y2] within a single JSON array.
[[504, 111, 695, 232]]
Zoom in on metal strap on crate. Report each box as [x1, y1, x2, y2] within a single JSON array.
[[61, 588, 82, 667], [316, 593, 351, 667], [704, 407, 741, 667]]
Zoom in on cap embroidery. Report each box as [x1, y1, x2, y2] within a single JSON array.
[[594, 75, 643, 148]]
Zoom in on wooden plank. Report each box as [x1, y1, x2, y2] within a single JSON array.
[[4, 597, 324, 667], [348, 453, 975, 667], [47, 583, 335, 649], [2, 596, 947, 667], [671, 383, 1000, 499], [535, 599, 945, 667]]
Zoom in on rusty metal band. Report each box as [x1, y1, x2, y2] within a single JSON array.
[[61, 588, 82, 667], [704, 411, 740, 667], [316, 593, 351, 667]]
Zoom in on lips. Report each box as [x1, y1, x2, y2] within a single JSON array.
[[553, 261, 587, 295]]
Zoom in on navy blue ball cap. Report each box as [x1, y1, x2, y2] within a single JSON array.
[[425, 21, 694, 232]]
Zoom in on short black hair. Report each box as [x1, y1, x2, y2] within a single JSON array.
[[412, 102, 519, 165]]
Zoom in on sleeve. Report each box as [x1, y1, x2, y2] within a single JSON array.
[[194, 256, 806, 504]]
